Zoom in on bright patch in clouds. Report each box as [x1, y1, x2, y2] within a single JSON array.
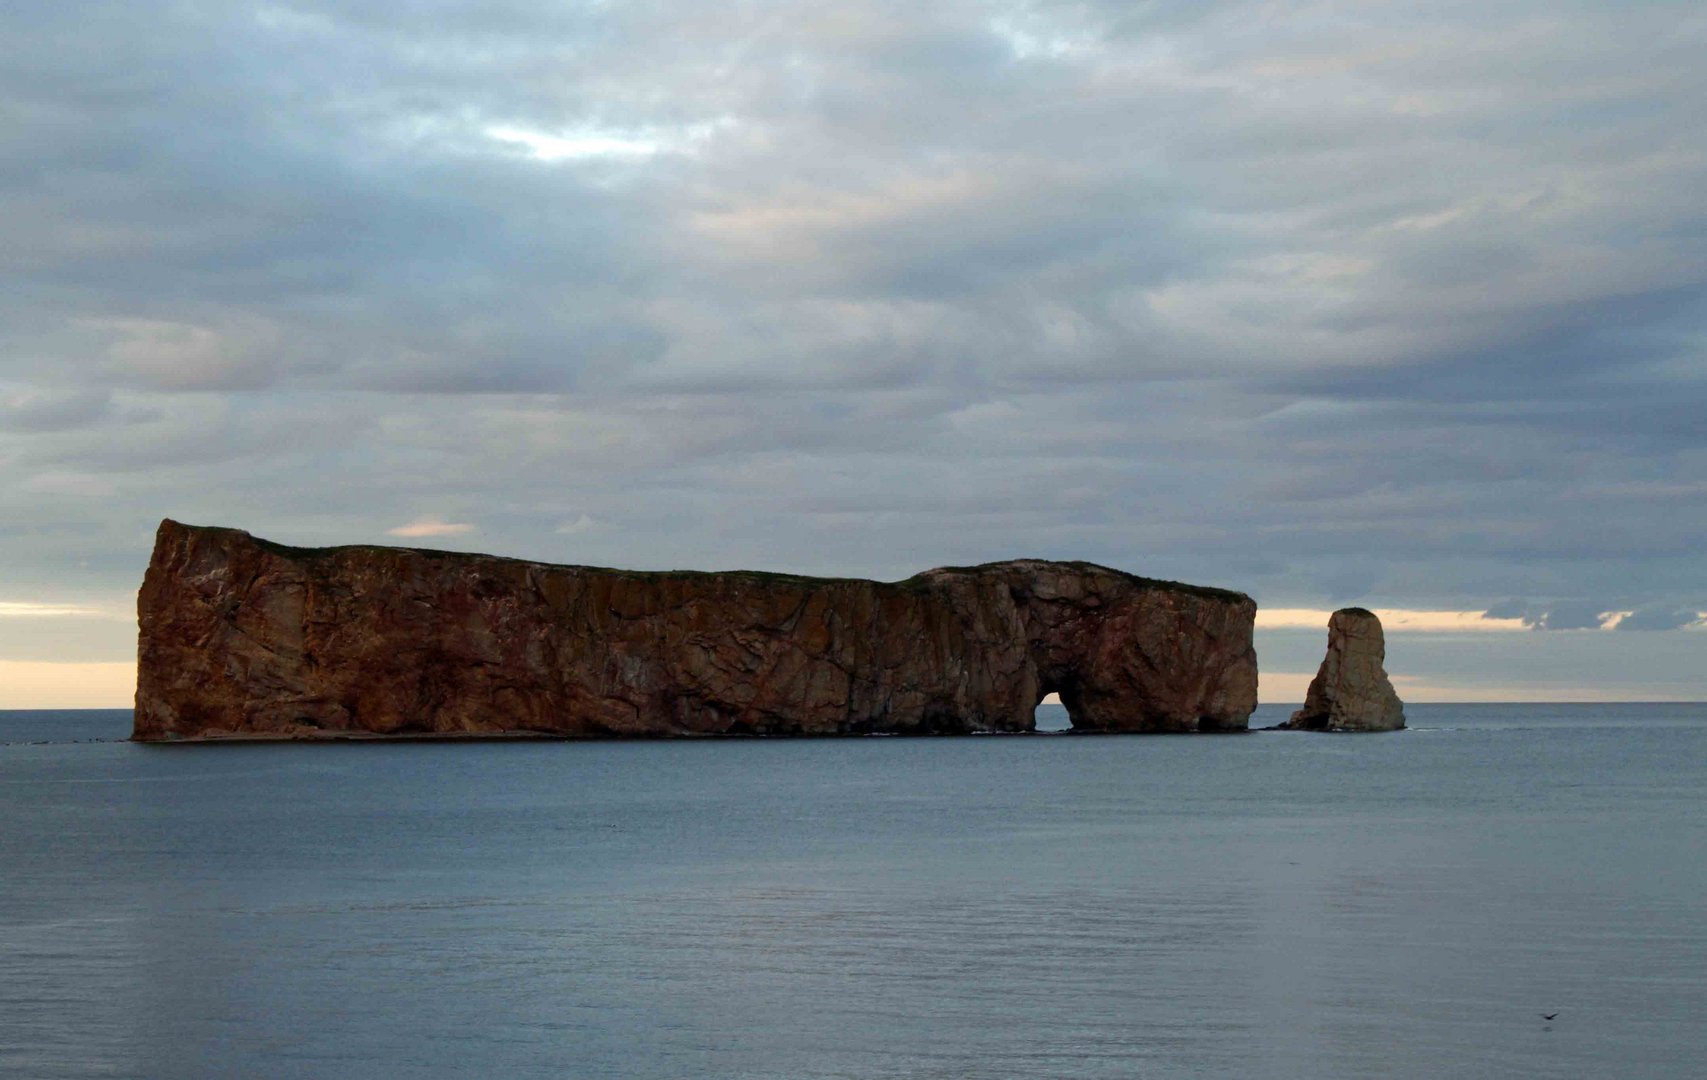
[[386, 517, 475, 539], [486, 120, 729, 162], [554, 514, 601, 535], [23, 472, 117, 498]]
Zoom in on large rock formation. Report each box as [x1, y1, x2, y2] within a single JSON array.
[[132, 520, 1258, 741], [1284, 608, 1406, 732]]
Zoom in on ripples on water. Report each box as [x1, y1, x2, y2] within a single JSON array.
[[2, 704, 1704, 1079]]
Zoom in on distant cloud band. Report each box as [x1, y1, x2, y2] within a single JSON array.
[[1258, 607, 1705, 633], [0, 601, 113, 619]]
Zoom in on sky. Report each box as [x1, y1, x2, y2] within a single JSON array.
[[2, 1, 1704, 707]]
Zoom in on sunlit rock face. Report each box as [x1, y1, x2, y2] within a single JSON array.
[[1284, 608, 1407, 732], [133, 520, 1258, 741]]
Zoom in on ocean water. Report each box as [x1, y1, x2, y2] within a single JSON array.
[[2, 704, 1704, 1079]]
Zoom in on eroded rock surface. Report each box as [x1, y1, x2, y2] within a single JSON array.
[[1284, 608, 1406, 732], [133, 520, 1259, 741]]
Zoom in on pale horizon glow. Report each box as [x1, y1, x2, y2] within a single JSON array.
[[1259, 671, 1315, 704], [0, 661, 136, 710]]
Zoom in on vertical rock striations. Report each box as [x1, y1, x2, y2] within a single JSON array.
[[1285, 608, 1406, 732], [133, 520, 1258, 741]]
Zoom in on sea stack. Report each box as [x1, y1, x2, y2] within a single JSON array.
[[1284, 608, 1406, 732], [133, 520, 1259, 741]]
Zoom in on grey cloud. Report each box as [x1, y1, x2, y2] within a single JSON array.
[[0, 388, 111, 432], [1615, 605, 1706, 632], [1526, 602, 1614, 632], [1485, 598, 1705, 633]]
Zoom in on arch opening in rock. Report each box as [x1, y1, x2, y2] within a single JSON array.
[[1033, 689, 1074, 733]]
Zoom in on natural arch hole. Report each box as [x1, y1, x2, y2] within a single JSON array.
[[1034, 691, 1074, 733]]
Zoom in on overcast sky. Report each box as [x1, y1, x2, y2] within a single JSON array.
[[2, 1, 1703, 706]]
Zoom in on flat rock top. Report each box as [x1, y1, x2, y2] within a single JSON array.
[[224, 523, 1250, 603]]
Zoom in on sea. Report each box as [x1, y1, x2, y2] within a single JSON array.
[[2, 703, 1704, 1080]]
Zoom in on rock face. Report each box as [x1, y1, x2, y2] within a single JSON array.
[[1285, 608, 1406, 732], [133, 520, 1259, 741]]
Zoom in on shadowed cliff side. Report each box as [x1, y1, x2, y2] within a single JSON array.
[[133, 520, 1258, 741]]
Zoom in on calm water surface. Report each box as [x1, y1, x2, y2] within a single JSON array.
[[2, 704, 1704, 1079]]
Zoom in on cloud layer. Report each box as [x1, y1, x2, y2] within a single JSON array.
[[2, 1, 1704, 696]]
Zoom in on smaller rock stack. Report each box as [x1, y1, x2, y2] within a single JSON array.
[[1283, 608, 1406, 732]]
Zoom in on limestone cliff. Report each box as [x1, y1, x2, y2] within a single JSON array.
[[1284, 608, 1406, 732], [133, 520, 1258, 741]]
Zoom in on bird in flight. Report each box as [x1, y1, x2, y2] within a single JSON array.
[[1541, 1013, 1558, 1021]]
